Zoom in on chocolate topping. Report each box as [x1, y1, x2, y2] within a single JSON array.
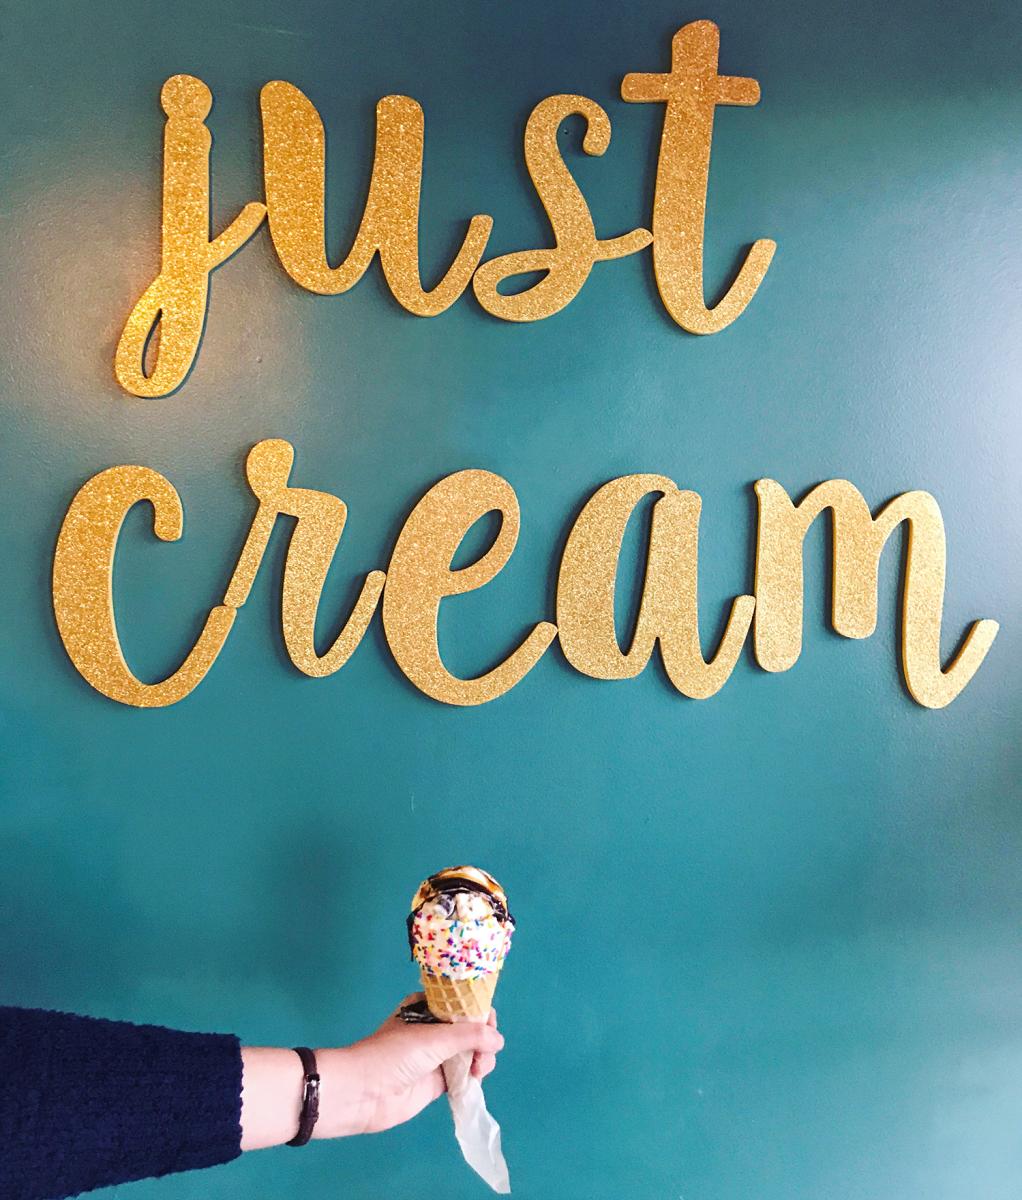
[[406, 865, 514, 956]]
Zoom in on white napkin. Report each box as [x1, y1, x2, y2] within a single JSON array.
[[442, 1050, 511, 1193]]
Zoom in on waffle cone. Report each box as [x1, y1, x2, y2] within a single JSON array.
[[421, 968, 500, 1022]]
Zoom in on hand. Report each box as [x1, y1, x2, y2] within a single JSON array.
[[240, 993, 505, 1150], [317, 992, 504, 1137]]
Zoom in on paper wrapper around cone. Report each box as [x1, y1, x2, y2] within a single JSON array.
[[421, 968, 500, 1022]]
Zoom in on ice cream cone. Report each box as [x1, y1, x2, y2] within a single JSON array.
[[421, 966, 500, 1022], [408, 866, 513, 1022], [406, 865, 514, 1193]]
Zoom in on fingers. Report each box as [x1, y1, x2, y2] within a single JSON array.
[[386, 996, 505, 1080], [415, 1019, 504, 1067], [473, 1007, 499, 1073], [471, 1050, 497, 1079]]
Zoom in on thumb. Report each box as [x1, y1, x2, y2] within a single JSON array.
[[415, 1020, 504, 1066]]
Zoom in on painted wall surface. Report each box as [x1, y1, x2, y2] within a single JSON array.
[[1, 1, 1020, 1197]]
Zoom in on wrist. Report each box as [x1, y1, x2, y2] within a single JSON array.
[[311, 1046, 366, 1139], [239, 1046, 305, 1151]]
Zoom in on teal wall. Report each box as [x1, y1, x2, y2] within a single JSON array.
[[2, 1, 1020, 1197]]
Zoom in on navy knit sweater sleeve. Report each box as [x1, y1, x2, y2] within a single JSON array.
[[0, 1006, 243, 1200]]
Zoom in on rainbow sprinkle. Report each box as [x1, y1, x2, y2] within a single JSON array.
[[410, 912, 513, 980]]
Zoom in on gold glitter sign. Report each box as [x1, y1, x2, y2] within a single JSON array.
[[52, 440, 999, 710], [114, 21, 774, 397], [50, 19, 1001, 710]]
